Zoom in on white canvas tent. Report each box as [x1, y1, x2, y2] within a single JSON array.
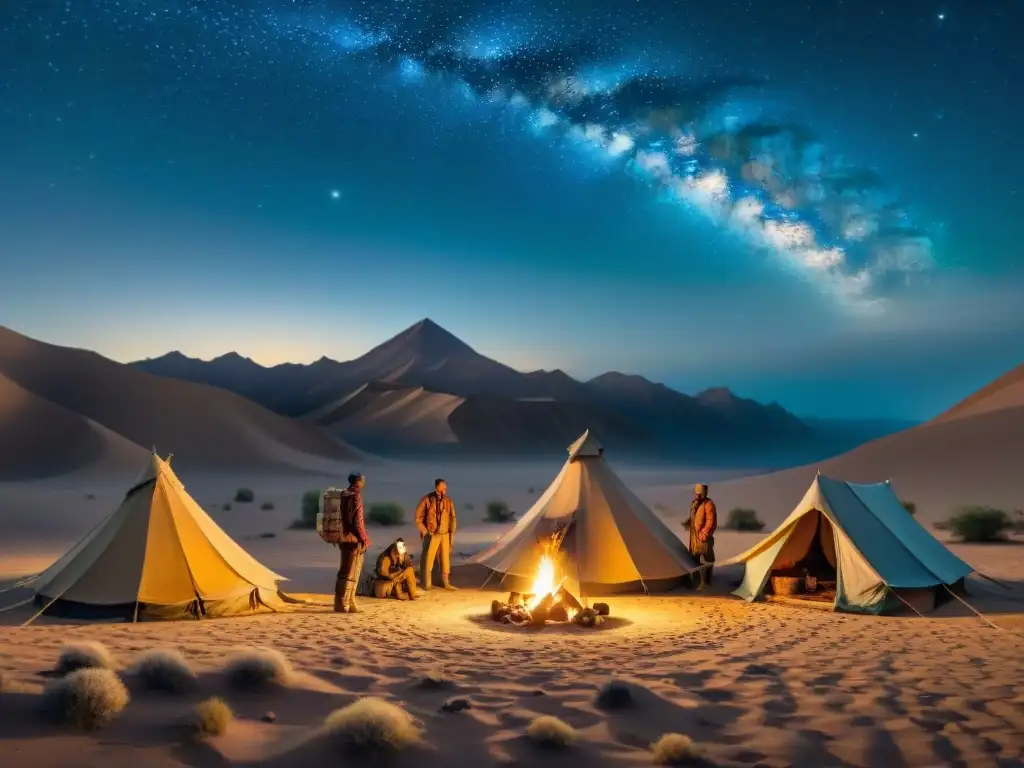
[[27, 453, 287, 620], [723, 473, 974, 614], [465, 431, 697, 595]]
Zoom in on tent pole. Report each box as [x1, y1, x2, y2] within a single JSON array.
[[132, 600, 139, 623]]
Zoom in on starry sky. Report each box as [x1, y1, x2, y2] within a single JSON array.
[[1, 0, 1022, 420]]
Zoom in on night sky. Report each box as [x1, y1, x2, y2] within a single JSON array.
[[1, 0, 1021, 420]]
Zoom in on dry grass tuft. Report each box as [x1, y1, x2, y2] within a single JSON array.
[[55, 641, 115, 676], [129, 648, 197, 694], [651, 733, 700, 765], [224, 647, 293, 691], [40, 668, 130, 730], [323, 697, 422, 755], [525, 715, 576, 749], [191, 697, 233, 738]]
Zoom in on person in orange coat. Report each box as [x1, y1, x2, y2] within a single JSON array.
[[688, 483, 718, 590], [415, 478, 458, 590]]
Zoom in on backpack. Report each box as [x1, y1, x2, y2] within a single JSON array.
[[317, 487, 360, 545]]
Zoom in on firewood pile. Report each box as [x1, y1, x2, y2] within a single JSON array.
[[490, 588, 611, 628]]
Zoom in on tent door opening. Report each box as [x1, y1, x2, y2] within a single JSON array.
[[766, 510, 838, 604]]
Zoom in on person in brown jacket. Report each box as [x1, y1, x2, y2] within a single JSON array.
[[415, 478, 458, 590], [373, 538, 419, 600], [687, 483, 717, 590], [335, 472, 371, 613]]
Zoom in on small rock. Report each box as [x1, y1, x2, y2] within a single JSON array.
[[593, 602, 610, 616], [262, 711, 276, 723], [532, 689, 546, 696], [441, 698, 472, 713]]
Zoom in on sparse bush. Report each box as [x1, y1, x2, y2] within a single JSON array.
[[528, 486, 536, 494], [651, 733, 700, 765], [290, 489, 322, 529], [192, 697, 233, 738], [1013, 510, 1024, 534], [526, 715, 576, 749], [260, 501, 275, 510], [85, 493, 96, 501], [224, 648, 293, 690], [654, 502, 668, 512], [222, 503, 232, 512], [368, 502, 406, 526], [934, 520, 950, 531], [724, 508, 765, 532], [323, 697, 422, 755], [128, 649, 196, 694], [464, 502, 475, 511], [234, 488, 255, 503], [41, 668, 129, 730], [946, 506, 1012, 543], [596, 680, 634, 710], [56, 641, 114, 676], [484, 500, 516, 524], [901, 500, 917, 516], [259, 531, 276, 539]]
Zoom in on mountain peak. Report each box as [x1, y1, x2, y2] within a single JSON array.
[[696, 386, 737, 403], [390, 318, 473, 355]]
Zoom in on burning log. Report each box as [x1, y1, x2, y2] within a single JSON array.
[[529, 593, 556, 627], [573, 607, 605, 628], [593, 602, 610, 617], [491, 600, 511, 621]]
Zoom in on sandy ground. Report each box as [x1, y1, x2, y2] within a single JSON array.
[[2, 464, 1023, 767]]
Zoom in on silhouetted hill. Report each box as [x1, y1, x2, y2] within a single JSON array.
[[129, 318, 827, 460], [0, 326, 363, 477]]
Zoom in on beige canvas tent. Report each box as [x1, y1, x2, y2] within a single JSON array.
[[28, 453, 287, 620], [723, 473, 974, 614], [464, 431, 697, 595]]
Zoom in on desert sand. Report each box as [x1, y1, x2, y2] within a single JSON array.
[[2, 462, 1023, 767]]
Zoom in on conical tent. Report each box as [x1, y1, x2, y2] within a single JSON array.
[[30, 453, 287, 620], [467, 431, 697, 595], [722, 473, 974, 614]]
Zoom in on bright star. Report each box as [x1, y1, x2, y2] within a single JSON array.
[[912, 132, 920, 138], [937, 13, 945, 21], [329, 189, 341, 200]]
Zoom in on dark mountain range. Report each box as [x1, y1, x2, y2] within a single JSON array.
[[129, 318, 880, 460]]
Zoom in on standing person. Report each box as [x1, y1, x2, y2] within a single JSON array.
[[415, 478, 458, 591], [687, 483, 718, 591], [335, 472, 371, 613], [373, 538, 419, 600]]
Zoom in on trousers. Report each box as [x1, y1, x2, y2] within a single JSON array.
[[373, 566, 418, 599], [335, 544, 365, 608], [420, 532, 451, 587], [690, 534, 716, 587]]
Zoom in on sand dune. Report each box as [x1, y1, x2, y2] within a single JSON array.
[[0, 373, 149, 480], [655, 403, 1024, 526], [311, 381, 464, 445], [0, 326, 363, 477], [935, 363, 1024, 423]]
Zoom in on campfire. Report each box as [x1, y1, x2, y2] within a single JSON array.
[[489, 527, 611, 628]]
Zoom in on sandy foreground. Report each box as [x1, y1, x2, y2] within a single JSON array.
[[1, 466, 1023, 767]]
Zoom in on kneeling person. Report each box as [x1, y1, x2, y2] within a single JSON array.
[[373, 539, 419, 600]]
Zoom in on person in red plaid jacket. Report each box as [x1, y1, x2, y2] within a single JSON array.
[[335, 472, 371, 613]]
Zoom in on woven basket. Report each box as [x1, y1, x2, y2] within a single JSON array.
[[771, 575, 805, 596]]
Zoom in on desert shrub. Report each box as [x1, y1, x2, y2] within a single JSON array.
[[260, 501, 275, 510], [192, 697, 233, 738], [484, 500, 515, 524], [934, 520, 949, 531], [651, 733, 700, 765], [234, 488, 255, 503], [85, 493, 96, 501], [946, 506, 1012, 543], [128, 649, 197, 694], [464, 502, 475, 511], [41, 668, 129, 730], [259, 531, 276, 539], [224, 648, 294, 691], [901, 500, 917, 516], [290, 489, 322, 529], [724, 508, 765, 532], [528, 486, 536, 494], [595, 679, 634, 710], [526, 715, 576, 749], [1013, 510, 1024, 534], [55, 641, 114, 676], [654, 502, 668, 512], [368, 502, 406, 526], [323, 697, 422, 755], [222, 503, 232, 511]]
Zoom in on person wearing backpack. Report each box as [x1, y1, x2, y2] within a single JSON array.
[[331, 472, 371, 613]]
